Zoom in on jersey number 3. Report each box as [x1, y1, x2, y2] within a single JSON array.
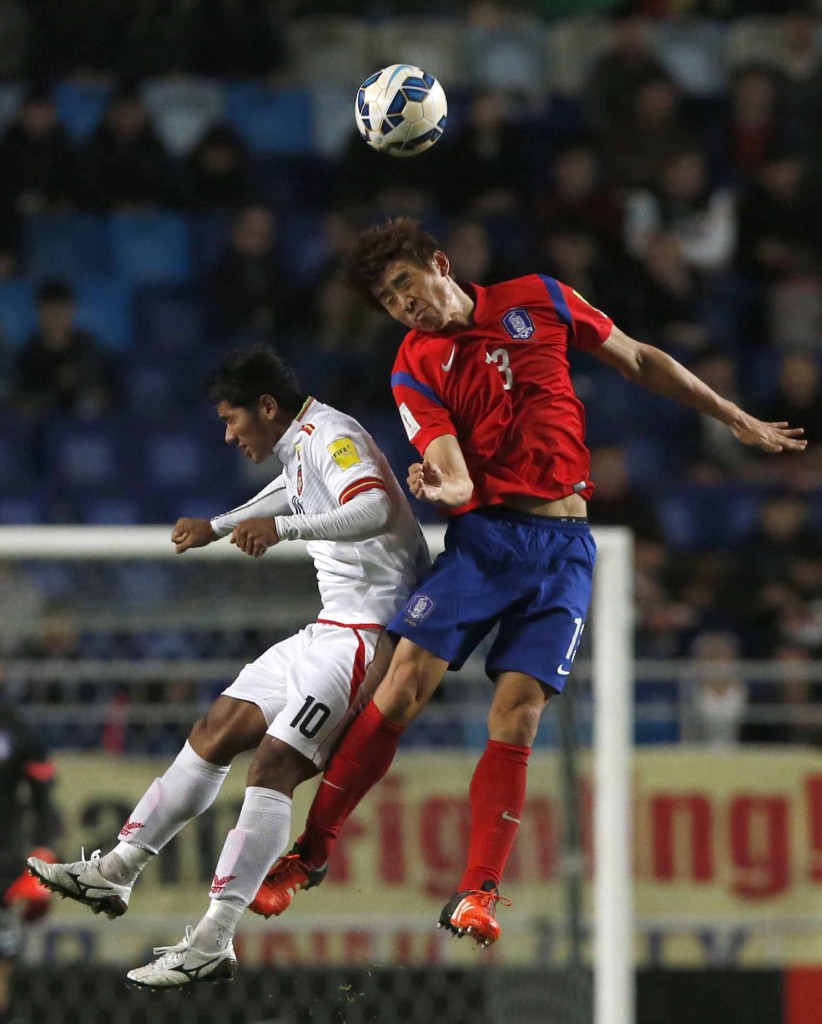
[[486, 348, 513, 390]]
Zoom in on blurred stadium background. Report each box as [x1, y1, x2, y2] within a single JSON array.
[[2, 0, 822, 1022]]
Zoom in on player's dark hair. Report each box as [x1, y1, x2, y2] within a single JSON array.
[[208, 344, 304, 412], [342, 217, 440, 307]]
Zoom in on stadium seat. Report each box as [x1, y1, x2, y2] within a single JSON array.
[[23, 214, 106, 280], [0, 81, 22, 133], [107, 212, 193, 285], [371, 19, 464, 88], [225, 82, 315, 157], [286, 17, 370, 87], [656, 485, 762, 551], [0, 412, 33, 486], [141, 419, 234, 492], [73, 276, 134, 352], [76, 495, 143, 525], [42, 416, 129, 490], [0, 279, 37, 347], [134, 285, 209, 356], [462, 24, 552, 98], [54, 80, 112, 143], [549, 17, 613, 96], [140, 77, 226, 158], [0, 492, 47, 525], [726, 16, 787, 70], [651, 19, 728, 98]]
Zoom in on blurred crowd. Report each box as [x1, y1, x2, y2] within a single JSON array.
[[0, 0, 821, 748]]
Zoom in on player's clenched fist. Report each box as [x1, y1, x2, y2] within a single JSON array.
[[408, 458, 444, 504], [231, 518, 280, 557], [171, 517, 218, 553]]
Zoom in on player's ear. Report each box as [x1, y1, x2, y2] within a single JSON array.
[[433, 250, 450, 277], [258, 394, 278, 419]]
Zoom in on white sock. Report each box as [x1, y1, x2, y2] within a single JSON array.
[[98, 742, 230, 884], [191, 787, 292, 952]]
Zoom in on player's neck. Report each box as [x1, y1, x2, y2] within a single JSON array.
[[443, 280, 475, 331]]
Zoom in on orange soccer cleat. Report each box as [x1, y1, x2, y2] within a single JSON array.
[[437, 880, 512, 949], [249, 845, 327, 919]]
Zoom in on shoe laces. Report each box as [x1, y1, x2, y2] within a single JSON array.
[[270, 853, 308, 883], [152, 925, 193, 960], [469, 887, 512, 911], [80, 848, 102, 867]]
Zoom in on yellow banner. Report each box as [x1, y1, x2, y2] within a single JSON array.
[[25, 748, 822, 968]]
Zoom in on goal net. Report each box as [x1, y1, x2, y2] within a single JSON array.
[[1, 524, 633, 1024]]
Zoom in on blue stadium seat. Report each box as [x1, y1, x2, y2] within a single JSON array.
[[657, 485, 763, 551], [0, 491, 46, 524], [652, 19, 728, 98], [23, 214, 106, 279], [54, 80, 112, 142], [74, 276, 134, 351], [0, 279, 37, 347], [140, 77, 225, 158], [140, 419, 234, 492], [76, 495, 143, 525], [134, 285, 209, 356], [107, 212, 193, 285], [0, 412, 33, 486], [225, 83, 315, 156], [43, 416, 129, 489]]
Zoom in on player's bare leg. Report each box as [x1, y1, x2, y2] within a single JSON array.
[[250, 637, 445, 918], [128, 737, 316, 988], [440, 672, 550, 947], [29, 697, 266, 918]]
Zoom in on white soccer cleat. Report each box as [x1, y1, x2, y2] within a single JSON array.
[[126, 927, 237, 989], [27, 849, 131, 920]]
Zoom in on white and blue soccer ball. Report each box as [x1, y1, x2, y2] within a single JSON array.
[[355, 64, 447, 158]]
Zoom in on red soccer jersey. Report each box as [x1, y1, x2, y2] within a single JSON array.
[[391, 274, 614, 514]]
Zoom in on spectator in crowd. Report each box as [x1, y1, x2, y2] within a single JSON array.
[[718, 65, 793, 183], [681, 347, 758, 481], [596, 71, 696, 188], [434, 89, 524, 217], [588, 443, 664, 540], [736, 151, 822, 286], [633, 231, 708, 355], [0, 87, 77, 215], [533, 141, 624, 258], [585, 13, 666, 133], [14, 279, 119, 420], [758, 350, 822, 446], [687, 630, 747, 746], [625, 149, 736, 274], [211, 205, 295, 342], [82, 83, 171, 211], [183, 125, 251, 211]]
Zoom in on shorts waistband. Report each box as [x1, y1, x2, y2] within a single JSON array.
[[469, 507, 589, 528]]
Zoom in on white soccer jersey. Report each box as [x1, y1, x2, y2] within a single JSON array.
[[212, 397, 430, 626]]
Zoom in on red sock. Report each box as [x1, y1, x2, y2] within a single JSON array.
[[458, 740, 531, 893], [297, 700, 404, 869]]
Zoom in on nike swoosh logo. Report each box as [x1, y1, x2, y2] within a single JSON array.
[[501, 811, 521, 823], [557, 666, 571, 676], [441, 344, 456, 372], [321, 779, 344, 791]]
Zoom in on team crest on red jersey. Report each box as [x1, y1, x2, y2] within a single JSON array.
[[501, 308, 535, 340]]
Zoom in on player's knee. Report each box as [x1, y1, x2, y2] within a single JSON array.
[[487, 699, 546, 747], [247, 737, 316, 796]]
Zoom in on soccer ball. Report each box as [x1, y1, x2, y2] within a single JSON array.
[[355, 64, 447, 158]]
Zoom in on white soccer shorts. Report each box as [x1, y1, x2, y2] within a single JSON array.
[[222, 622, 379, 767]]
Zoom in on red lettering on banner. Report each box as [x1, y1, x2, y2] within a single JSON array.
[[651, 794, 713, 882], [525, 797, 556, 880], [420, 797, 471, 898], [260, 932, 300, 963], [378, 777, 406, 884], [807, 775, 822, 882], [730, 796, 789, 898], [327, 819, 365, 883], [312, 931, 330, 961], [344, 930, 373, 962]]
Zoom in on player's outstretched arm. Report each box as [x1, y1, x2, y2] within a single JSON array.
[[410, 434, 474, 506], [171, 517, 219, 553], [592, 327, 807, 454]]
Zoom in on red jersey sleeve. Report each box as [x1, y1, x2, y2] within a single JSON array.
[[391, 342, 457, 456], [541, 275, 614, 351]]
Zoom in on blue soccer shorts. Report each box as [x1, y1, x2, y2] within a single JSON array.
[[388, 507, 596, 692]]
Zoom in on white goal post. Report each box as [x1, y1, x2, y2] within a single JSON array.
[[0, 523, 634, 1024]]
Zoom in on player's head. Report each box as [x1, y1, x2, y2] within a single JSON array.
[[208, 344, 305, 462], [343, 217, 459, 333]]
